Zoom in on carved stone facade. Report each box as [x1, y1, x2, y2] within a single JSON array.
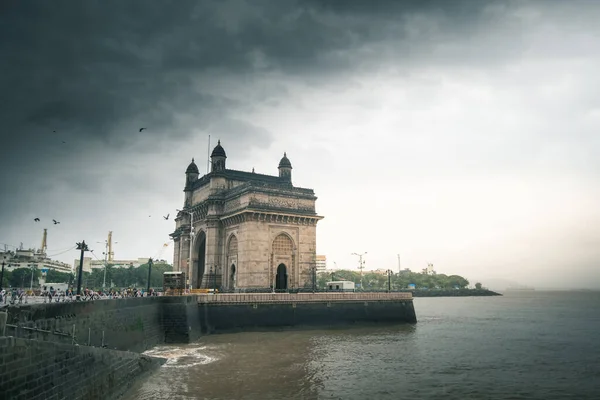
[[170, 141, 323, 290]]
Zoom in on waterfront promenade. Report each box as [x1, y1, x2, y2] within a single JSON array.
[[197, 291, 413, 304], [1, 291, 413, 308]]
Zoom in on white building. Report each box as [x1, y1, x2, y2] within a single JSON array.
[[72, 257, 161, 273], [0, 249, 72, 274], [422, 263, 436, 275]]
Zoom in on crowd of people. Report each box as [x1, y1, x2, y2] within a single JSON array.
[[0, 286, 160, 306]]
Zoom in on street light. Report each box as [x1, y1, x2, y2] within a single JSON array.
[[1, 255, 6, 290], [147, 258, 153, 294], [97, 240, 117, 290], [351, 252, 367, 290], [29, 263, 36, 291], [75, 241, 90, 300]]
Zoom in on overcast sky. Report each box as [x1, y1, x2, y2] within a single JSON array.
[[1, 0, 599, 289]]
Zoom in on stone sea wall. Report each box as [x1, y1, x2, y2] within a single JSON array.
[[3, 297, 165, 352], [201, 299, 417, 333], [0, 336, 164, 400], [3, 296, 204, 351]]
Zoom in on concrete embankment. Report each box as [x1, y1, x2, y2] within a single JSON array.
[[198, 292, 417, 333], [2, 295, 200, 351], [0, 297, 197, 400], [0, 335, 165, 400]]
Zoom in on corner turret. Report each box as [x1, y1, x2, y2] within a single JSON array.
[[185, 158, 199, 187], [278, 152, 292, 183], [211, 140, 227, 172]]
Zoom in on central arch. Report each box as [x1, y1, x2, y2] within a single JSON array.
[[195, 231, 206, 289], [276, 263, 288, 290], [272, 233, 295, 290]]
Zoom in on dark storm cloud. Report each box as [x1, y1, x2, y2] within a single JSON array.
[[2, 0, 587, 220], [1, 0, 506, 150]]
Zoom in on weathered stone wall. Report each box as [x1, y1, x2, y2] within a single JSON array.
[[234, 220, 317, 289], [0, 336, 164, 400], [3, 296, 204, 350], [200, 300, 417, 333], [161, 295, 203, 343], [3, 297, 164, 352]]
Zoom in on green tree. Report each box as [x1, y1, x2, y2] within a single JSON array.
[[45, 269, 72, 283], [8, 267, 41, 288], [475, 282, 482, 290], [1, 269, 12, 288]]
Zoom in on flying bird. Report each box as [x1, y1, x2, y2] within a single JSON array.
[[139, 128, 146, 132], [163, 214, 170, 220], [52, 219, 60, 224], [34, 218, 40, 222]]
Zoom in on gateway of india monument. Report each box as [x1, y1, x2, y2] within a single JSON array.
[[170, 141, 323, 291]]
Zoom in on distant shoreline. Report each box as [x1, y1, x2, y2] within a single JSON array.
[[411, 289, 502, 297]]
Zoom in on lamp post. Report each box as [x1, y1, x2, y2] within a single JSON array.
[[387, 269, 392, 292], [1, 256, 6, 290], [147, 258, 153, 294], [351, 252, 367, 290], [176, 208, 194, 290], [30, 264, 36, 291], [75, 241, 89, 300], [97, 240, 117, 290]]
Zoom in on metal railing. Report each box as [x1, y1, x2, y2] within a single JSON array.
[[197, 291, 412, 303], [3, 323, 108, 348]]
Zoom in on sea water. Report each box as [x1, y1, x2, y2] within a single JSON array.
[[125, 291, 600, 399]]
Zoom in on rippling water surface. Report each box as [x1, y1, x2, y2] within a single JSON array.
[[125, 291, 600, 399]]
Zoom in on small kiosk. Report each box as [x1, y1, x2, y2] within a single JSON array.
[[163, 271, 186, 295], [326, 280, 356, 292]]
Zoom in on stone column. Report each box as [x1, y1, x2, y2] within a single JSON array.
[[180, 234, 192, 286], [173, 238, 181, 272]]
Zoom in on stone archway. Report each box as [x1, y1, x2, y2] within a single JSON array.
[[195, 231, 206, 289], [272, 233, 294, 289], [276, 263, 288, 290], [226, 235, 238, 289]]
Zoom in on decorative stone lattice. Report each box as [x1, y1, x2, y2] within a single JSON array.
[[272, 234, 293, 254]]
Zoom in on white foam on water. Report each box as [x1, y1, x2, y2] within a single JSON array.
[[143, 345, 219, 368]]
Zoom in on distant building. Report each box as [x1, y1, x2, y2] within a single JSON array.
[[315, 255, 327, 272], [399, 268, 411, 274], [1, 230, 72, 275], [72, 257, 158, 273], [422, 263, 436, 275], [1, 249, 72, 274], [370, 268, 390, 276]]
